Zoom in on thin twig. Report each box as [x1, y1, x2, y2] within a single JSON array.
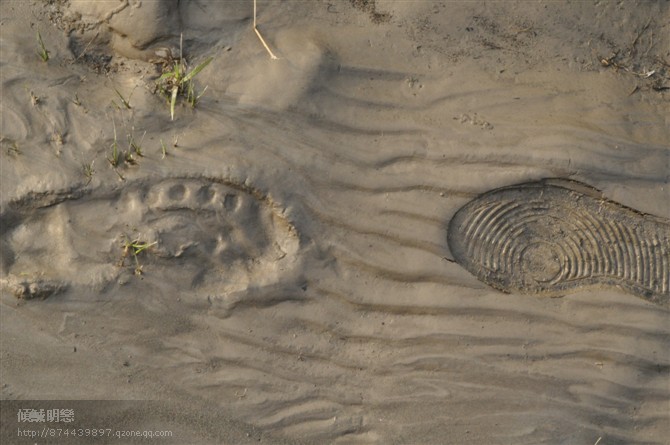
[[74, 32, 99, 62], [253, 0, 278, 59]]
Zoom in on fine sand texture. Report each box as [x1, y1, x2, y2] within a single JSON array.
[[1, 1, 669, 444]]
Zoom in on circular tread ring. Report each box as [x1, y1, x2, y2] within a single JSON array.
[[447, 179, 669, 306]]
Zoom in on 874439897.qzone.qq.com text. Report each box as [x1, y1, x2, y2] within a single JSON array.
[[17, 426, 174, 440]]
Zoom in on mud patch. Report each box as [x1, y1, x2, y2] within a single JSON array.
[[349, 0, 392, 24]]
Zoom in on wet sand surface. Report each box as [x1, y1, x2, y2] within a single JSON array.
[[1, 1, 669, 444]]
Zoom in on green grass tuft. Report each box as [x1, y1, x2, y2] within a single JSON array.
[[156, 55, 212, 120], [121, 236, 157, 276]]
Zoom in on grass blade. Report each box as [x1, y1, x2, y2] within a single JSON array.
[[182, 57, 213, 83], [170, 86, 178, 120], [115, 89, 131, 109], [196, 85, 209, 101], [134, 241, 157, 255], [36, 31, 49, 62], [158, 71, 175, 82]]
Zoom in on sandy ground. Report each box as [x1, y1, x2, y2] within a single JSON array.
[[1, 1, 669, 444]]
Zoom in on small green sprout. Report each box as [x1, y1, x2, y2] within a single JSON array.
[[129, 130, 146, 157], [121, 236, 157, 275], [36, 31, 49, 62], [83, 161, 95, 184], [124, 151, 137, 165]]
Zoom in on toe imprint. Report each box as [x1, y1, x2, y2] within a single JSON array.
[[447, 179, 669, 306], [0, 275, 67, 300], [168, 183, 187, 201]]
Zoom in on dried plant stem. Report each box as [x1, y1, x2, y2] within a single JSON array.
[[253, 0, 278, 59], [74, 32, 99, 62]]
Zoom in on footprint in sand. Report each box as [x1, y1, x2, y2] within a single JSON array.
[[0, 176, 299, 301], [448, 179, 669, 306]]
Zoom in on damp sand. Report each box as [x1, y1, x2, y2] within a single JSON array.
[[1, 1, 669, 444]]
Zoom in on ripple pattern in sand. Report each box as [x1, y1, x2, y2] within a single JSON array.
[[3, 40, 669, 444]]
